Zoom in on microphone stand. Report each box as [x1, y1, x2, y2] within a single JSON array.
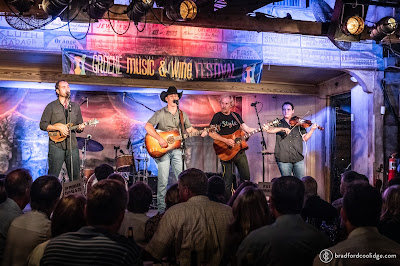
[[254, 103, 267, 182], [176, 101, 186, 172]]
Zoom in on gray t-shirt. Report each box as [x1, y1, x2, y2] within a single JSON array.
[[147, 107, 192, 131]]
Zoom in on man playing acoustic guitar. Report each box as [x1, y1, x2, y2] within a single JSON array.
[[40, 80, 85, 181], [145, 86, 197, 212], [204, 94, 289, 200]]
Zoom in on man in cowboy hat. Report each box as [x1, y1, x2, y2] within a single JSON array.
[[145, 86, 197, 212]]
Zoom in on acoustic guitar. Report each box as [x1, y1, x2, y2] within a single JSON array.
[[145, 126, 220, 158], [213, 119, 280, 161], [48, 118, 99, 143]]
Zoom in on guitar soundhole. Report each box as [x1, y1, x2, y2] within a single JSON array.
[[167, 136, 174, 144], [235, 138, 241, 144]]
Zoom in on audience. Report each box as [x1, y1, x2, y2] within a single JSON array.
[[146, 168, 233, 265], [388, 177, 400, 188], [86, 163, 114, 194], [379, 185, 400, 244], [108, 173, 128, 190], [207, 175, 226, 203], [301, 176, 338, 230], [3, 175, 61, 266], [27, 195, 86, 266], [144, 183, 179, 243], [227, 180, 258, 207], [0, 169, 32, 263], [332, 170, 368, 211], [41, 179, 142, 265], [237, 176, 330, 266], [0, 178, 6, 204], [224, 186, 273, 265], [313, 182, 400, 265], [119, 182, 152, 246]]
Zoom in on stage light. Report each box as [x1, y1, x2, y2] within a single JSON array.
[[41, 0, 70, 17], [87, 0, 114, 20], [370, 17, 398, 42], [6, 0, 33, 13], [166, 0, 197, 21], [127, 0, 154, 23], [342, 16, 364, 36]]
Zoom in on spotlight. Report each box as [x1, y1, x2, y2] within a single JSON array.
[[127, 0, 154, 23], [6, 0, 33, 13], [166, 0, 197, 21], [370, 17, 398, 42], [42, 0, 70, 17], [342, 16, 364, 36], [87, 0, 114, 20]]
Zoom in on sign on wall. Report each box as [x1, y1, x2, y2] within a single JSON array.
[[62, 49, 263, 83]]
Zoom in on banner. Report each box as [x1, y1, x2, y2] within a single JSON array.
[[62, 49, 263, 83]]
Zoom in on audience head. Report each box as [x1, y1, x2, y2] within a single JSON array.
[[301, 176, 318, 198], [340, 170, 368, 196], [207, 175, 225, 203], [30, 175, 62, 216], [94, 164, 114, 181], [86, 179, 128, 232], [388, 177, 400, 188], [165, 183, 179, 210], [51, 195, 86, 237], [107, 173, 128, 190], [178, 168, 208, 202], [231, 186, 272, 237], [0, 178, 6, 204], [127, 182, 153, 214], [343, 182, 381, 229], [381, 185, 400, 222], [4, 169, 32, 209], [227, 181, 258, 207], [270, 176, 305, 216]]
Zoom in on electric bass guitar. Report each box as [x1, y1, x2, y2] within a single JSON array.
[[213, 119, 280, 161], [48, 118, 99, 143], [145, 125, 220, 158]]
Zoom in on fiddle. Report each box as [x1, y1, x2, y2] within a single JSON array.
[[289, 116, 324, 130]]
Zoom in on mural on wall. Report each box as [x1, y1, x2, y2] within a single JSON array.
[[0, 87, 242, 180]]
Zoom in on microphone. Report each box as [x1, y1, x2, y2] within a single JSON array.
[[120, 150, 125, 154], [87, 134, 92, 139], [173, 99, 179, 105], [127, 138, 131, 149], [68, 100, 72, 112], [251, 101, 260, 107]]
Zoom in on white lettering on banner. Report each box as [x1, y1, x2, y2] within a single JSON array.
[[63, 180, 84, 197], [301, 35, 338, 50], [263, 46, 302, 65], [302, 49, 341, 68], [0, 29, 44, 49], [182, 26, 223, 42], [263, 32, 301, 47], [223, 29, 262, 44]]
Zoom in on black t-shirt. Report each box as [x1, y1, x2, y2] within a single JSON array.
[[274, 118, 306, 163], [210, 112, 244, 136]]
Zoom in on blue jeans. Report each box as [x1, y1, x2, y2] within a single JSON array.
[[277, 160, 305, 178], [155, 149, 185, 212]]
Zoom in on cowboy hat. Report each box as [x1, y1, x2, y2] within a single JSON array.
[[160, 86, 183, 103]]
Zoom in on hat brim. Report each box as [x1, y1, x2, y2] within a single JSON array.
[[160, 91, 183, 103]]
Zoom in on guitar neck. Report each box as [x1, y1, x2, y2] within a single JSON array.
[[242, 121, 276, 140], [175, 129, 207, 140], [70, 122, 87, 131]]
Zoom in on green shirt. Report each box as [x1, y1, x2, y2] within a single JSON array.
[[147, 107, 192, 131]]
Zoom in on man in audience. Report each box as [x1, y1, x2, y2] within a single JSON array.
[[332, 170, 368, 211], [207, 175, 226, 203], [146, 168, 233, 265], [236, 175, 330, 266], [41, 179, 142, 265], [301, 176, 338, 228], [119, 182, 152, 246], [86, 163, 114, 194], [0, 169, 32, 263], [3, 175, 61, 266], [313, 182, 400, 265]]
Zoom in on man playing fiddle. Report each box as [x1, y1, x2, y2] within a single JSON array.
[[274, 102, 319, 178]]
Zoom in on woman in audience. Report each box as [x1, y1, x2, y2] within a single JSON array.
[[226, 180, 258, 207], [118, 182, 153, 246], [27, 195, 86, 266], [144, 183, 179, 243], [379, 184, 400, 243], [223, 186, 273, 264]]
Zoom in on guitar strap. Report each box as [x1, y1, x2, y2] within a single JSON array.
[[179, 110, 186, 132], [231, 112, 244, 130]]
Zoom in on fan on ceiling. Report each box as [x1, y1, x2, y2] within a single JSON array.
[[4, 1, 55, 31], [312, 0, 352, 51]]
